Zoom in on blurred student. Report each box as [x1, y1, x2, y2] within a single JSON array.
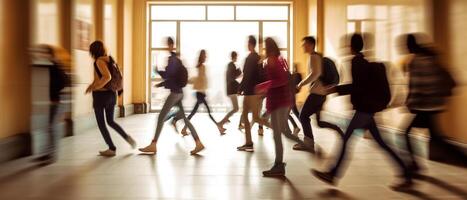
[[295, 36, 343, 152], [257, 38, 306, 176], [139, 37, 205, 155], [401, 34, 465, 169], [219, 51, 242, 129], [289, 65, 302, 135], [237, 36, 269, 152], [312, 34, 413, 190], [86, 41, 136, 157], [174, 50, 225, 136]]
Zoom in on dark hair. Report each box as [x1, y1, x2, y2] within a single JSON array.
[[302, 36, 316, 45], [197, 49, 206, 68], [265, 37, 280, 57], [350, 34, 364, 53], [231, 51, 238, 59], [248, 35, 257, 48], [89, 40, 106, 59], [167, 37, 174, 46]]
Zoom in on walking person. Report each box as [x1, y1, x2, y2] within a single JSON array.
[[311, 34, 413, 190], [86, 41, 136, 157], [219, 51, 242, 129], [294, 36, 344, 152], [401, 34, 465, 169], [173, 50, 226, 136], [139, 37, 205, 155], [289, 65, 303, 135], [237, 35, 269, 152], [256, 38, 306, 176]]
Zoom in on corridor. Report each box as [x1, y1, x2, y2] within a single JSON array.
[[0, 114, 466, 200]]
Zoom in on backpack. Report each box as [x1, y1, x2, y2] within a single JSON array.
[[319, 55, 339, 86], [175, 57, 188, 87], [367, 62, 391, 112], [95, 56, 123, 92]]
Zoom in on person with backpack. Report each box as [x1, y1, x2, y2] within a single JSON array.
[[401, 34, 466, 170], [219, 51, 242, 129], [139, 37, 205, 155], [237, 36, 270, 152], [86, 41, 136, 157], [294, 36, 344, 152], [256, 38, 307, 176], [173, 49, 226, 136], [311, 34, 413, 190]]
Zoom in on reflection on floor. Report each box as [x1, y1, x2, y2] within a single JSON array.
[[0, 113, 466, 200]]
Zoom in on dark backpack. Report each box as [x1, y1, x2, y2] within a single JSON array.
[[95, 56, 123, 92], [174, 57, 188, 87], [367, 62, 391, 112], [319, 56, 340, 86]]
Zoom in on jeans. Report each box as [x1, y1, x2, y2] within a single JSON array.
[[93, 91, 129, 151], [299, 94, 344, 141], [330, 111, 410, 179], [271, 107, 306, 164], [153, 92, 200, 141]]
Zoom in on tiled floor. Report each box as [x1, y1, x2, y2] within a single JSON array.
[[0, 113, 466, 200]]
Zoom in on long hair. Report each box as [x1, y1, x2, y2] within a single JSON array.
[[89, 40, 107, 59], [265, 37, 280, 57], [197, 49, 206, 68]]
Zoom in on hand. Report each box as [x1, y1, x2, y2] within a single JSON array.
[[85, 84, 94, 94]]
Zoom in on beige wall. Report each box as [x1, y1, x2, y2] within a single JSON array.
[[0, 1, 31, 138], [438, 0, 467, 144], [122, 0, 134, 106]]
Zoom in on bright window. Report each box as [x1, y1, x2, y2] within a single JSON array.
[[207, 6, 234, 20], [151, 5, 205, 20]]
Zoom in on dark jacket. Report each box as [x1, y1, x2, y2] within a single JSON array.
[[226, 61, 242, 95], [239, 52, 263, 95], [336, 53, 374, 113], [158, 52, 183, 93]]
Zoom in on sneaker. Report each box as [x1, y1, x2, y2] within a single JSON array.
[[238, 124, 245, 130], [311, 169, 336, 185], [126, 136, 137, 149], [390, 179, 414, 192], [237, 144, 254, 152], [293, 127, 301, 136], [258, 128, 264, 136], [171, 120, 179, 133], [263, 162, 286, 177], [99, 149, 116, 157], [138, 142, 157, 154], [190, 143, 205, 155]]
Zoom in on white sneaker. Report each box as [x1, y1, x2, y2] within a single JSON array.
[[99, 149, 116, 157]]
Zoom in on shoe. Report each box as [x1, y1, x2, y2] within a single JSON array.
[[190, 143, 205, 155], [258, 128, 264, 136], [126, 136, 137, 149], [293, 137, 315, 153], [263, 162, 286, 177], [237, 144, 254, 152], [180, 127, 189, 136], [390, 179, 414, 192], [238, 124, 245, 130], [293, 127, 301, 136], [217, 123, 227, 135], [311, 169, 336, 185], [138, 142, 157, 153], [171, 120, 179, 133], [33, 153, 56, 163], [99, 149, 116, 157]]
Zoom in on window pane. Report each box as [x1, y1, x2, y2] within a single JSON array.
[[263, 22, 288, 48], [347, 5, 371, 20], [151, 5, 205, 20], [280, 51, 288, 64], [236, 6, 288, 20], [151, 22, 176, 48], [347, 22, 356, 34], [207, 6, 234, 20], [151, 50, 171, 79]]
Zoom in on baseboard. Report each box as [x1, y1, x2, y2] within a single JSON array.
[[0, 133, 32, 164], [119, 104, 135, 117], [133, 103, 148, 114], [320, 111, 467, 161]]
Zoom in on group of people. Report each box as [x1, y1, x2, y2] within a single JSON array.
[[86, 33, 464, 191]]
